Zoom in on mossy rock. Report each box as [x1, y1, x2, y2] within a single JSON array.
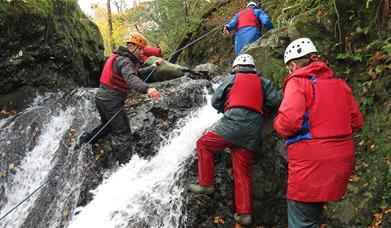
[[144, 56, 191, 81], [0, 0, 104, 111]]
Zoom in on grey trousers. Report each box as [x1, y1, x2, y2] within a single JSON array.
[[287, 199, 325, 228]]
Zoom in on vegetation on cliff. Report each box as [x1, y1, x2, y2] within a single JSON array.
[[0, 0, 104, 111]]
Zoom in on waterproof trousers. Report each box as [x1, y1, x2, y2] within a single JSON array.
[[197, 130, 253, 214], [89, 97, 133, 165], [287, 199, 325, 228]]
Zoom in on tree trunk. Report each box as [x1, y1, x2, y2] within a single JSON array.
[[107, 0, 115, 51]]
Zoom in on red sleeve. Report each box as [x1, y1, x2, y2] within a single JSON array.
[[274, 78, 308, 137], [350, 94, 364, 132], [143, 47, 162, 57]]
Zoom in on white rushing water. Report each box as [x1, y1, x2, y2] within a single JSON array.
[[0, 109, 75, 227], [69, 91, 222, 228], [0, 89, 97, 228]]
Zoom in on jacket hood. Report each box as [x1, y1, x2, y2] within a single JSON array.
[[288, 61, 333, 79], [283, 61, 334, 91], [113, 46, 142, 64]]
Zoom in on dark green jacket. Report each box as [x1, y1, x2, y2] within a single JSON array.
[[211, 67, 281, 152]]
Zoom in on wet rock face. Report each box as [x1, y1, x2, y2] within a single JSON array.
[[127, 77, 214, 158], [144, 56, 210, 82], [0, 1, 104, 111], [76, 76, 214, 203], [194, 63, 222, 77]]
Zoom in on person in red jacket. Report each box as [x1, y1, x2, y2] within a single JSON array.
[[274, 38, 363, 227], [140, 47, 162, 63]]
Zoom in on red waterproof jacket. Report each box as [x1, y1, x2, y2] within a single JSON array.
[[140, 47, 162, 63], [236, 8, 262, 30], [274, 61, 363, 202]]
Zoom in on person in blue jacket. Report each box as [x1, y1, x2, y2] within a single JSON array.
[[223, 1, 274, 55]]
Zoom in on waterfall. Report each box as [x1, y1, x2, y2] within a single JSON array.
[[0, 89, 97, 228], [68, 90, 222, 228]]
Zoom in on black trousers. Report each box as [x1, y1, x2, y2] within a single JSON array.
[[287, 199, 325, 228], [89, 97, 133, 164]]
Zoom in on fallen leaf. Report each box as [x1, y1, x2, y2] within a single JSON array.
[[234, 223, 243, 228], [361, 162, 369, 168], [349, 174, 360, 183], [371, 212, 383, 228], [63, 209, 69, 217], [343, 69, 351, 75], [195, 199, 203, 206], [316, 10, 327, 17]]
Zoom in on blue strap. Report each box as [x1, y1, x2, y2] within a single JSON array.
[[285, 76, 316, 146], [311, 75, 317, 83], [285, 111, 312, 146]]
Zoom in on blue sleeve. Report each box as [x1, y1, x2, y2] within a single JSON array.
[[255, 9, 274, 30], [225, 13, 239, 31]]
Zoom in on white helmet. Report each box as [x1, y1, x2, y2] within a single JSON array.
[[284, 38, 317, 64], [246, 2, 257, 8], [232, 54, 255, 68]]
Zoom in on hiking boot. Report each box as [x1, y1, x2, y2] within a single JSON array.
[[188, 184, 215, 194], [75, 131, 91, 150], [234, 213, 252, 225]]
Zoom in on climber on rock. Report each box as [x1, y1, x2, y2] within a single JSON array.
[[189, 54, 281, 226], [274, 37, 364, 227], [76, 32, 164, 165], [223, 1, 274, 55]]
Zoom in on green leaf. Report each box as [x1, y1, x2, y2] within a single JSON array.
[[375, 65, 382, 75], [337, 53, 351, 60], [362, 97, 374, 106], [354, 53, 363, 62], [381, 43, 391, 56]]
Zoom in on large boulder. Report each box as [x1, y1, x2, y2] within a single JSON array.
[[0, 1, 104, 111], [144, 56, 208, 82]]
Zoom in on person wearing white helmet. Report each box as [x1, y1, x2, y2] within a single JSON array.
[[274, 38, 363, 227], [189, 54, 281, 226], [223, 1, 274, 55]]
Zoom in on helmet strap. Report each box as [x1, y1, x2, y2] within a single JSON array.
[[127, 43, 138, 53]]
